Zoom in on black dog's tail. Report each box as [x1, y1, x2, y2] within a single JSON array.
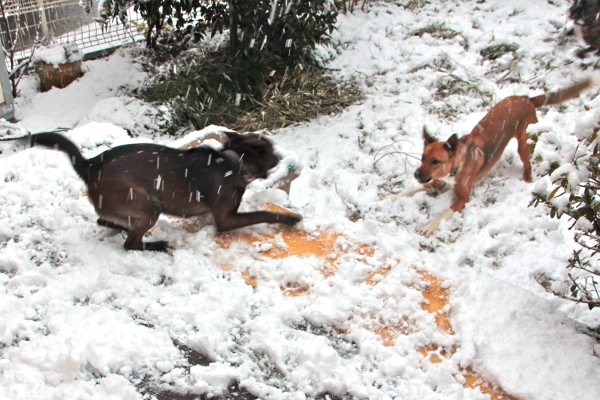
[[1, 132, 90, 181]]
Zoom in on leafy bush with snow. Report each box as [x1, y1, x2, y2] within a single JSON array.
[[532, 122, 600, 309], [98, 1, 342, 133], [98, 0, 338, 65], [225, 0, 338, 68]]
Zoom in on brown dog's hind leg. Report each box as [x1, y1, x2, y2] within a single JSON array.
[[516, 133, 533, 183]]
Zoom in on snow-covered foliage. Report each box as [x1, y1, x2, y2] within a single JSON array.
[[532, 98, 600, 308]]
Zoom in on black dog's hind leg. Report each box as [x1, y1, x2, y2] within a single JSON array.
[[97, 219, 128, 231], [123, 219, 168, 252], [98, 218, 167, 251]]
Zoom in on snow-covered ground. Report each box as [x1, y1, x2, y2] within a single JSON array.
[[1, 1, 600, 399]]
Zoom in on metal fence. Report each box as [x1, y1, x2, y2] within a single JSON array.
[[0, 0, 144, 66]]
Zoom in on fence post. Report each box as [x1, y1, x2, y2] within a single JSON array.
[[36, 0, 50, 40], [0, 35, 15, 121]]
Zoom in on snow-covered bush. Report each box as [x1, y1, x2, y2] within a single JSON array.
[[532, 125, 600, 309], [133, 0, 347, 133], [226, 0, 338, 67], [95, 0, 338, 65], [83, 0, 207, 47]]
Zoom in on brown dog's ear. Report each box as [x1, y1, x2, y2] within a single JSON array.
[[423, 126, 437, 146], [444, 134, 459, 153]]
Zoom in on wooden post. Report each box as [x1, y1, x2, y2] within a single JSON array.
[[0, 35, 15, 121], [36, 0, 50, 41]]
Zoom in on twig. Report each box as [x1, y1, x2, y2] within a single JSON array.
[[334, 180, 354, 213], [484, 177, 509, 193]]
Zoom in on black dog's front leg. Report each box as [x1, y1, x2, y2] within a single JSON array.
[[212, 208, 302, 232], [211, 185, 301, 232]]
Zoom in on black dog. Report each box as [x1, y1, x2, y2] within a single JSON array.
[[2, 131, 302, 251], [569, 0, 600, 56]]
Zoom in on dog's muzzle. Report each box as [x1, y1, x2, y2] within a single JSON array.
[[414, 170, 432, 184]]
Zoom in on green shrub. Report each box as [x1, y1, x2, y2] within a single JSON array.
[[97, 1, 338, 66], [140, 46, 362, 133], [128, 0, 345, 133], [99, 0, 344, 130], [227, 0, 338, 68]]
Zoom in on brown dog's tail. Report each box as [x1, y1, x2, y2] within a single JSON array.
[[530, 72, 600, 107]]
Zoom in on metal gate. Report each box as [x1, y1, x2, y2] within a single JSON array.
[[0, 0, 143, 65]]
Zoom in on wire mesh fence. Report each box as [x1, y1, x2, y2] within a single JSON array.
[[0, 0, 144, 67]]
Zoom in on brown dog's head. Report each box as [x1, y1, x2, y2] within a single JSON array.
[[224, 132, 280, 179], [414, 128, 459, 184]]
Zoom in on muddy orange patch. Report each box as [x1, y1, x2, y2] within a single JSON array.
[[412, 272, 516, 400], [462, 368, 515, 400], [418, 271, 453, 334], [216, 204, 378, 286], [375, 325, 408, 347], [212, 204, 516, 399]]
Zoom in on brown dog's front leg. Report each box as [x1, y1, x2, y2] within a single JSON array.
[[420, 208, 453, 237], [516, 133, 533, 183], [124, 228, 168, 251], [420, 181, 470, 236], [450, 181, 471, 213]]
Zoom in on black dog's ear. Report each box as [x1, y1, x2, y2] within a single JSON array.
[[423, 126, 437, 146], [233, 134, 272, 156], [444, 134, 459, 153], [251, 141, 267, 155], [223, 130, 240, 140]]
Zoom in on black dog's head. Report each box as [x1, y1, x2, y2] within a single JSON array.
[[570, 0, 600, 23], [223, 132, 280, 179]]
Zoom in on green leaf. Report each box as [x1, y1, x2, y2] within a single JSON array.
[[547, 186, 560, 200]]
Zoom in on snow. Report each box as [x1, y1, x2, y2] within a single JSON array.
[[1, 0, 600, 399], [32, 42, 84, 67]]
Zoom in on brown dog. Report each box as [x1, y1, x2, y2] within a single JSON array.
[[3, 131, 302, 250], [386, 74, 600, 236]]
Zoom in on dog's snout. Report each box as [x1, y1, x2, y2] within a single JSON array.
[[414, 169, 431, 184]]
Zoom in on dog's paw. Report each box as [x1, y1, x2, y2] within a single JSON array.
[[281, 212, 302, 226], [143, 240, 170, 252], [420, 225, 437, 237], [420, 208, 453, 237]]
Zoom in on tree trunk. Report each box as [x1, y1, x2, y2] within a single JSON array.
[[228, 0, 239, 57]]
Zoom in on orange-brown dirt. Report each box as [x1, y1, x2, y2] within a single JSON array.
[[212, 204, 517, 399]]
